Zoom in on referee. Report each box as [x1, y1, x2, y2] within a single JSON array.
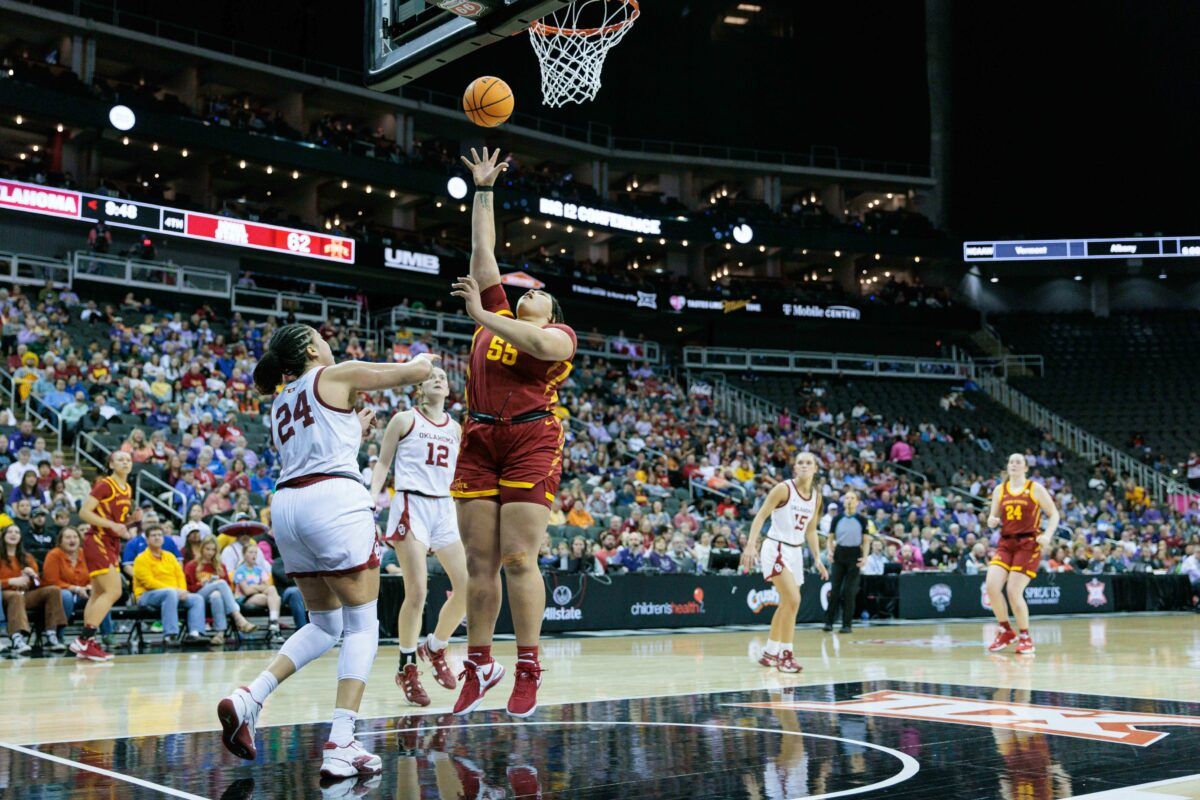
[[823, 491, 873, 633]]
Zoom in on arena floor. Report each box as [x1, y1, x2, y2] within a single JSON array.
[[2, 614, 1199, 799]]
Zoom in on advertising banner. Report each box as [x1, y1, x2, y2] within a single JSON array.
[[898, 572, 1115, 620]]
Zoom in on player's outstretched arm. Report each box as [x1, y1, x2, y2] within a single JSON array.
[[369, 410, 414, 499], [319, 354, 438, 409], [460, 147, 507, 290]]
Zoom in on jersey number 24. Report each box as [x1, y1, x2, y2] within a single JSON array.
[[275, 391, 315, 444]]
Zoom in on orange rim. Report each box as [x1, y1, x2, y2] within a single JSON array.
[[531, 0, 639, 37]]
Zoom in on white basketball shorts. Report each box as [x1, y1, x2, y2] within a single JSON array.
[[382, 491, 460, 552], [272, 477, 379, 577], [761, 537, 805, 584]]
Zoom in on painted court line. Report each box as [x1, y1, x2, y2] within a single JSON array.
[[0, 741, 210, 800], [361, 719, 921, 799], [1069, 774, 1200, 799]]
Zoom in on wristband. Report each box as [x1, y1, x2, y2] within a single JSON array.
[[475, 186, 494, 193]]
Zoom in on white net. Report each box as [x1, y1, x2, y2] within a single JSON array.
[[529, 0, 639, 108]]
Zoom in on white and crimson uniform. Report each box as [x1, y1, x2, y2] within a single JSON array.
[[381, 409, 461, 552], [269, 367, 378, 577], [761, 480, 819, 583]]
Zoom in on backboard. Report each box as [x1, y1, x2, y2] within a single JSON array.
[[365, 0, 570, 92]]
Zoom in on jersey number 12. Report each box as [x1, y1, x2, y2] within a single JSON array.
[[425, 442, 450, 468]]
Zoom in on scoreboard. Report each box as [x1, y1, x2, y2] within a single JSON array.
[[0, 179, 354, 264], [963, 236, 1198, 262]]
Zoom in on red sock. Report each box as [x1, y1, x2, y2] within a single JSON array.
[[999, 621, 1013, 632], [517, 645, 539, 664], [467, 645, 492, 665]]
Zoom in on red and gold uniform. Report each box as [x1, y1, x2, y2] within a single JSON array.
[[991, 479, 1042, 578], [451, 283, 575, 508], [81, 476, 133, 577]]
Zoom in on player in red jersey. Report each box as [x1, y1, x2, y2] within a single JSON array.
[[448, 147, 576, 718], [69, 451, 138, 662], [985, 453, 1059, 655]]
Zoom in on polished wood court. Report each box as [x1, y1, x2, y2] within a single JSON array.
[[2, 613, 1199, 798]]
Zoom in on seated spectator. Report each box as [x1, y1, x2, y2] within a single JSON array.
[[41, 527, 102, 633], [613, 531, 646, 573], [132, 525, 212, 646], [64, 465, 90, 508], [203, 483, 235, 516], [233, 543, 281, 638], [184, 535, 257, 645], [121, 514, 182, 579], [668, 536, 697, 573], [120, 428, 154, 462], [1047, 545, 1074, 573], [692, 531, 713, 572], [0, 524, 67, 654], [646, 536, 676, 572], [863, 539, 889, 575], [10, 470, 48, 513], [6, 447, 36, 487], [565, 500, 594, 529], [21, 507, 54, 558], [594, 532, 620, 572]]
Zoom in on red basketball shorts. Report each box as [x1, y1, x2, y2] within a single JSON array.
[[991, 535, 1040, 579], [451, 416, 564, 508], [83, 530, 122, 577]]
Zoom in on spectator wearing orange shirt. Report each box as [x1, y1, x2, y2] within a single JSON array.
[[184, 535, 256, 646], [565, 501, 594, 529], [1, 524, 67, 654], [42, 526, 92, 624]]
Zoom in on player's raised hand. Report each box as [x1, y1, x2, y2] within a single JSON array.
[[357, 407, 376, 440], [452, 275, 485, 320], [460, 147, 508, 187]]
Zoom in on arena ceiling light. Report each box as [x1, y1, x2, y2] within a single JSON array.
[[108, 104, 136, 131], [447, 176, 469, 200], [732, 224, 754, 244]]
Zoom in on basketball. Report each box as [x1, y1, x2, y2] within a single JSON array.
[[463, 76, 514, 128]]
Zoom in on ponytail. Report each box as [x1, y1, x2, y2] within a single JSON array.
[[548, 294, 565, 325], [254, 324, 313, 395]]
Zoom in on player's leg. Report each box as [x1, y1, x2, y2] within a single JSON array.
[[769, 568, 803, 673], [498, 499, 551, 716], [758, 539, 785, 665], [824, 555, 847, 631], [432, 541, 468, 644], [984, 561, 1018, 651], [1004, 569, 1035, 653], [452, 498, 503, 715], [391, 533, 431, 706]]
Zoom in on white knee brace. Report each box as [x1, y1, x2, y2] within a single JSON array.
[[278, 607, 342, 672], [337, 600, 379, 684]]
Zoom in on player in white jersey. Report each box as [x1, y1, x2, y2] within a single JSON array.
[[369, 366, 469, 707], [216, 323, 435, 781], [742, 451, 828, 674]]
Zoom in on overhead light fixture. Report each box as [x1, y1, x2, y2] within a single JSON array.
[[447, 176, 468, 199], [108, 105, 135, 131], [460, 203, 467, 212], [435, 200, 442, 208], [566, 225, 574, 233], [238, 160, 246, 169], [340, 180, 349, 189], [181, 148, 188, 157], [365, 185, 372, 193], [587, 230, 594, 238], [636, 236, 643, 243], [1159, 272, 1167, 279], [1074, 274, 1083, 281], [291, 170, 300, 179], [266, 165, 273, 174], [121, 136, 129, 146], [732, 224, 753, 244], [546, 221, 553, 229], [737, 2, 763, 10], [990, 276, 999, 283], [834, 250, 841, 257], [724, 15, 750, 25], [56, 123, 63, 133], [30, 144, 39, 153], [389, 189, 396, 198], [682, 239, 688, 247], [914, 256, 921, 263], [523, 216, 531, 224]]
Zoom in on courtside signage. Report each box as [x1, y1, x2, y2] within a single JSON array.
[[0, 179, 354, 263], [383, 247, 440, 274], [734, 690, 1200, 746]]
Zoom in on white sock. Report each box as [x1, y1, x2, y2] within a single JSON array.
[[246, 671, 278, 705], [330, 707, 357, 746], [781, 642, 794, 655], [764, 640, 781, 656], [426, 633, 448, 653], [269, 610, 279, 623]]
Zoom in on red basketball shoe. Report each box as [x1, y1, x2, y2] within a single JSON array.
[[507, 765, 543, 799], [71, 637, 113, 662], [418, 638, 457, 690], [987, 626, 1018, 652], [1015, 633, 1036, 654], [453, 659, 506, 716], [507, 660, 543, 718], [758, 651, 779, 668], [776, 650, 803, 674], [396, 664, 430, 707]]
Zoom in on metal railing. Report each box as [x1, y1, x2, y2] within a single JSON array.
[[136, 469, 187, 522], [72, 251, 231, 298], [377, 305, 662, 363], [0, 250, 72, 288], [231, 286, 362, 326], [692, 372, 777, 428], [683, 346, 1043, 381], [979, 376, 1197, 505]]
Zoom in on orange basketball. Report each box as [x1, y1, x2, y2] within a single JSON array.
[[463, 76, 514, 128]]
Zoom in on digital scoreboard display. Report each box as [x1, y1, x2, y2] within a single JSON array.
[[963, 236, 1191, 262], [0, 179, 355, 263]]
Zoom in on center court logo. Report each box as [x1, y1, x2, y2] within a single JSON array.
[[731, 690, 1200, 746], [929, 583, 953, 612], [746, 587, 780, 614]]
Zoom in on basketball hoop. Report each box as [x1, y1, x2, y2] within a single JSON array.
[[529, 0, 639, 107]]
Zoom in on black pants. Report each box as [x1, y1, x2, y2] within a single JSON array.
[[824, 545, 862, 628]]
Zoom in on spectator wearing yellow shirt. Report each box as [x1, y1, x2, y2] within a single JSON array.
[[133, 526, 212, 646]]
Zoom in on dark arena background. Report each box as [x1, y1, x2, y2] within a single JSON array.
[[0, 1, 1199, 798]]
